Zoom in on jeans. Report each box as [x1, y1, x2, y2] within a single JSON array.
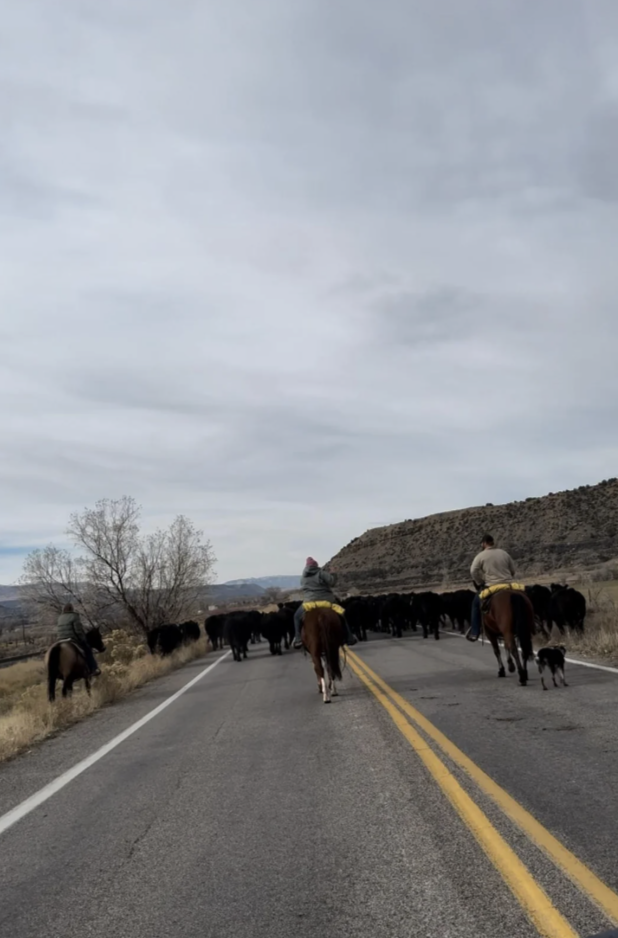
[[470, 594, 482, 638], [80, 641, 99, 675], [293, 605, 355, 645], [294, 605, 305, 641]]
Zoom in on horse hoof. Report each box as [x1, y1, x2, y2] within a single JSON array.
[[498, 668, 506, 678], [508, 661, 516, 673], [324, 699, 331, 704]]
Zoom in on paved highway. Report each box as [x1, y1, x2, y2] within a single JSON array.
[[1, 633, 618, 937]]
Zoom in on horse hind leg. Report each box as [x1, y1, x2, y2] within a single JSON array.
[[321, 676, 331, 703], [510, 643, 528, 686], [490, 637, 506, 677], [327, 662, 338, 697]]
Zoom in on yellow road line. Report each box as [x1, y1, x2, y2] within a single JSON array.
[[349, 649, 618, 925], [347, 656, 577, 938]]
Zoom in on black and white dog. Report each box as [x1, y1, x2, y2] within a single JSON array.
[[536, 645, 568, 690]]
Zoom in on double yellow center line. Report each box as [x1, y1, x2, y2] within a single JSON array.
[[347, 649, 618, 938]]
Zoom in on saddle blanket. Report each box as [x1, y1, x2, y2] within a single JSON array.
[[302, 600, 346, 616], [479, 582, 526, 601]]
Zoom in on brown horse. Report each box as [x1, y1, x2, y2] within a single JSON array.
[[483, 590, 535, 686], [46, 628, 106, 702], [302, 608, 344, 703]]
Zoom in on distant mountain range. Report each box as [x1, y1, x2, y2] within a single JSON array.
[[207, 576, 300, 603], [0, 577, 300, 616]]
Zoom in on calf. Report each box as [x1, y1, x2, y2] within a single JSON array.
[[536, 645, 568, 690], [179, 620, 201, 644], [147, 624, 183, 656]]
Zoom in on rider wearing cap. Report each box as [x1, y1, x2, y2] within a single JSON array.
[[466, 534, 517, 642], [293, 557, 358, 649]]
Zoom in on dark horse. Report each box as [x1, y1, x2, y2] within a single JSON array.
[[302, 608, 344, 703], [46, 628, 106, 702], [483, 590, 535, 686]]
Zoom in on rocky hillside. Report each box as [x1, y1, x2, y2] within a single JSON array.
[[327, 478, 618, 594]]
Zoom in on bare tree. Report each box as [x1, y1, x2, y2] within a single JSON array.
[[262, 587, 284, 605], [20, 499, 216, 634], [19, 545, 108, 630], [66, 498, 215, 632]]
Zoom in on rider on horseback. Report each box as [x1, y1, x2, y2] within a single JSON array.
[[293, 558, 358, 649], [56, 604, 101, 676], [466, 535, 517, 642]]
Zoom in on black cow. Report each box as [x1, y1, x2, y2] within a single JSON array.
[[205, 614, 227, 650], [441, 589, 475, 633], [261, 610, 289, 655], [342, 597, 372, 641], [548, 586, 586, 634], [147, 624, 183, 656], [223, 611, 256, 662], [380, 593, 412, 637], [412, 592, 442, 640], [179, 620, 201, 644], [276, 604, 296, 649], [525, 585, 552, 635]]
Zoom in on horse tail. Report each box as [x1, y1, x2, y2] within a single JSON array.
[[320, 612, 342, 681], [47, 645, 61, 702], [511, 593, 533, 662]]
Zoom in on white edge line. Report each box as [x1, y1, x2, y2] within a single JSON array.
[[440, 629, 618, 675], [0, 650, 231, 837]]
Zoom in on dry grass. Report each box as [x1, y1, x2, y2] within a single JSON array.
[[0, 630, 210, 765]]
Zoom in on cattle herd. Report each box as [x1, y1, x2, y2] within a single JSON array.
[[144, 583, 586, 661]]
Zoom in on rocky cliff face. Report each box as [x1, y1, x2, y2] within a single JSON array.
[[327, 478, 618, 593]]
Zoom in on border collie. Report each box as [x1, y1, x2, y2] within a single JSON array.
[[536, 645, 567, 690]]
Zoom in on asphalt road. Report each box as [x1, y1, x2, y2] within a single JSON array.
[[1, 633, 618, 938]]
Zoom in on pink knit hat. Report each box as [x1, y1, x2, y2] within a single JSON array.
[[305, 557, 318, 567]]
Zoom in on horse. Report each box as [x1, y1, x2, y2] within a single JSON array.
[[46, 628, 106, 702], [482, 590, 535, 686], [301, 607, 344, 703]]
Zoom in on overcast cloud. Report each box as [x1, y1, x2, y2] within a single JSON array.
[[2, 0, 618, 583]]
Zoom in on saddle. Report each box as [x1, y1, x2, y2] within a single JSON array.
[[50, 639, 87, 661], [302, 600, 346, 616], [479, 582, 526, 615]]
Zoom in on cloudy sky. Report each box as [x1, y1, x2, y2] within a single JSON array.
[[3, 0, 618, 584]]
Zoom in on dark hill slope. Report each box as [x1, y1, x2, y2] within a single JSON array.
[[327, 478, 618, 593]]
